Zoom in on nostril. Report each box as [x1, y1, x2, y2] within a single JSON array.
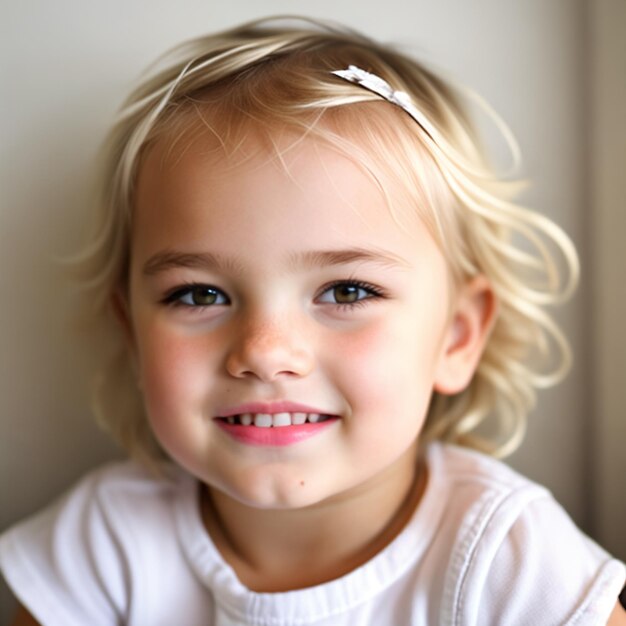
[[229, 367, 308, 383], [224, 334, 314, 380]]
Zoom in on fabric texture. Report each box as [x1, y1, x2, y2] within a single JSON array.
[[1, 443, 624, 625]]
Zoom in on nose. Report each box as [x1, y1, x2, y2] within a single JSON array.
[[225, 316, 315, 382]]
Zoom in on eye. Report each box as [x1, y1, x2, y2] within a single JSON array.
[[316, 281, 383, 306], [163, 284, 230, 307]]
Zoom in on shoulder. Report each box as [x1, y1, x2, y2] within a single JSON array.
[[63, 458, 189, 519], [0, 460, 195, 626], [431, 441, 542, 495], [428, 444, 626, 625], [427, 442, 552, 541], [12, 460, 187, 545]]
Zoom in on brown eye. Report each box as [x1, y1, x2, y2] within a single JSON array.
[[333, 284, 359, 303], [190, 286, 220, 305], [164, 285, 230, 307], [316, 281, 381, 307]]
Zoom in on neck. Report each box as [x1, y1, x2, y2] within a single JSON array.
[[200, 445, 427, 592]]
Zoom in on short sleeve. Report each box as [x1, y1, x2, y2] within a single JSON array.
[[0, 468, 129, 626], [463, 494, 626, 625]]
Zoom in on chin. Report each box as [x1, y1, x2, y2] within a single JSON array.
[[220, 468, 333, 510]]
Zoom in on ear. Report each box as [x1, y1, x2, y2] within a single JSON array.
[[433, 275, 498, 395]]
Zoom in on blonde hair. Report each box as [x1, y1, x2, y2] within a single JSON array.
[[77, 16, 578, 465]]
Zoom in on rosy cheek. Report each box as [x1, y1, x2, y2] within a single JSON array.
[[326, 318, 435, 404], [329, 316, 420, 367], [323, 323, 398, 390], [328, 319, 390, 357], [136, 323, 214, 408]]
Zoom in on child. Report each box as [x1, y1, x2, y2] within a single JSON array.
[[1, 15, 625, 626]]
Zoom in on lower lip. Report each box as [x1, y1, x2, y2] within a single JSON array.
[[215, 418, 339, 447]]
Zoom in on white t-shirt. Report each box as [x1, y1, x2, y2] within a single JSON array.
[[1, 443, 624, 625]]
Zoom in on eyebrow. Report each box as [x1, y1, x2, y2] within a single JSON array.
[[143, 250, 245, 276], [142, 246, 409, 276], [291, 248, 410, 270]]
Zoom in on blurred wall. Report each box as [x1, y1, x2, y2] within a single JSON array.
[[1, 0, 623, 622], [588, 0, 626, 567]]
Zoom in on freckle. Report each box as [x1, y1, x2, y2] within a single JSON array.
[[300, 481, 305, 486]]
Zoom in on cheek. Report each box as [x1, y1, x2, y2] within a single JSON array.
[[133, 322, 225, 463], [134, 320, 219, 413], [325, 314, 445, 439], [327, 313, 443, 389]]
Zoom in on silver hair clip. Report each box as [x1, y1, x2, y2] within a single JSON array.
[[332, 65, 523, 178], [331, 65, 433, 140]]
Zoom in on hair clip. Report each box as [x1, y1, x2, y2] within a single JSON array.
[[331, 65, 433, 140]]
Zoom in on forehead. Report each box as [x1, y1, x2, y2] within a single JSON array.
[[139, 100, 456, 239], [133, 124, 431, 257]]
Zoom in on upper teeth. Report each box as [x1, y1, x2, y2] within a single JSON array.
[[224, 412, 327, 427]]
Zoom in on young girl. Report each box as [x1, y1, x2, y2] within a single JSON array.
[[1, 16, 625, 626]]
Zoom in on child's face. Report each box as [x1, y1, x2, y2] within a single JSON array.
[[126, 125, 463, 509]]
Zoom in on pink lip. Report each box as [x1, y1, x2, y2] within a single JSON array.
[[215, 418, 339, 447], [213, 401, 340, 447], [216, 401, 333, 418]]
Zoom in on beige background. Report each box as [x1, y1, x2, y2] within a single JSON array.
[[1, 0, 624, 622]]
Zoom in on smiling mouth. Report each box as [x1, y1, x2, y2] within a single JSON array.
[[216, 412, 336, 427]]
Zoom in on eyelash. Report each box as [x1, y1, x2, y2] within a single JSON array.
[[315, 280, 386, 309], [160, 280, 386, 310], [161, 283, 230, 308]]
